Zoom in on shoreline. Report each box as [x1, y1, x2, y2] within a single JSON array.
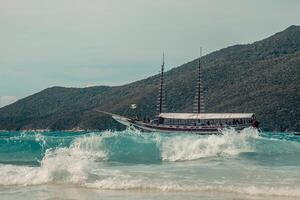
[[0, 184, 298, 200]]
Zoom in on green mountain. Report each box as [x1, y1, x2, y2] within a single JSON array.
[[1, 25, 299, 131]]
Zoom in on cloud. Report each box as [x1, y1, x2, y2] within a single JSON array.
[[0, 96, 18, 108]]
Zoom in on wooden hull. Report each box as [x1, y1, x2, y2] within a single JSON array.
[[112, 114, 252, 135]]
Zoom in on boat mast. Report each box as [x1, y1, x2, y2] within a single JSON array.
[[157, 53, 166, 114], [194, 48, 205, 113]]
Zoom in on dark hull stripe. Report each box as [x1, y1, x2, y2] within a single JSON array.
[[130, 121, 250, 134]]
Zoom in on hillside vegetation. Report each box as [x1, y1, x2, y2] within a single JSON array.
[[0, 25, 299, 131]]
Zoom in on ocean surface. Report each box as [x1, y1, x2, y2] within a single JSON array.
[[0, 128, 299, 200]]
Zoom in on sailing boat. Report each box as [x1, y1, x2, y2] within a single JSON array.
[[98, 51, 259, 134]]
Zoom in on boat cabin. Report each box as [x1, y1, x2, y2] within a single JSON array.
[[155, 113, 256, 127]]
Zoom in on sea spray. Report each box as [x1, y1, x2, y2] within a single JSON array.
[[0, 129, 299, 198], [160, 128, 259, 161]]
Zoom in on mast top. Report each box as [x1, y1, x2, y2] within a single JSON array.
[[157, 53, 166, 114]]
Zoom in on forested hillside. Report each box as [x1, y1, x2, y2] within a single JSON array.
[[0, 25, 299, 131]]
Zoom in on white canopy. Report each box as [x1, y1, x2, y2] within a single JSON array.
[[159, 113, 254, 120]]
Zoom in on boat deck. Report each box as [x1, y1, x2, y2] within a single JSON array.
[[128, 120, 252, 134]]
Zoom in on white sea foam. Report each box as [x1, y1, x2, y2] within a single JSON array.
[[161, 128, 259, 161], [0, 128, 299, 198], [1, 161, 299, 198], [0, 133, 107, 185], [85, 180, 300, 197]]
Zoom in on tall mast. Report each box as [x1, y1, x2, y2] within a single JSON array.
[[157, 53, 166, 114], [194, 48, 205, 113]]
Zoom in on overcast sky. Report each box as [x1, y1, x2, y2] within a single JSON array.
[[0, 0, 299, 107]]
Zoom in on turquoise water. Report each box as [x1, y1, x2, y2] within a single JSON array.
[[0, 128, 299, 200]]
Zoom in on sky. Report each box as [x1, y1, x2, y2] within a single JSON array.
[[0, 0, 300, 107]]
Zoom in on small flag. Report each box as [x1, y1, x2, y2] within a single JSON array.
[[130, 104, 137, 109]]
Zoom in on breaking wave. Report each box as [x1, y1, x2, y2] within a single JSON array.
[[0, 128, 260, 164], [0, 128, 299, 197]]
